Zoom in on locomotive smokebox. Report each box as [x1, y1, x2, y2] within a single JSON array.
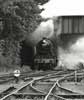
[[34, 37, 58, 70]]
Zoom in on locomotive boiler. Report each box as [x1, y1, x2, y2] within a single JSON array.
[[34, 37, 57, 70]]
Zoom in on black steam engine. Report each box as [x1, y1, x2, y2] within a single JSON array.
[[34, 37, 57, 70]]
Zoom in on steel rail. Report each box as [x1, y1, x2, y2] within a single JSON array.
[[0, 80, 34, 100], [30, 81, 46, 94], [1, 70, 84, 100], [0, 75, 46, 100], [44, 71, 75, 100], [44, 80, 58, 100], [44, 80, 66, 100]]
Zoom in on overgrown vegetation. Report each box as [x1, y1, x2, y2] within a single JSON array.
[[0, 0, 49, 71]]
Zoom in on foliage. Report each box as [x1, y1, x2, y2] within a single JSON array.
[[0, 0, 49, 69]]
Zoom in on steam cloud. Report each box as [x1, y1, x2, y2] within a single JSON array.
[[58, 36, 84, 69]]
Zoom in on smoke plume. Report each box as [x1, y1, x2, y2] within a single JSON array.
[[27, 19, 54, 46]]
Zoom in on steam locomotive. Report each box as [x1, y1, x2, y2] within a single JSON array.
[[34, 37, 57, 70]]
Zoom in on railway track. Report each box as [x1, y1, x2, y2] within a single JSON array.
[[0, 70, 63, 99], [0, 69, 84, 100], [0, 70, 63, 100], [32, 70, 84, 100], [0, 80, 35, 100], [43, 72, 77, 100], [0, 70, 59, 85], [0, 75, 48, 100]]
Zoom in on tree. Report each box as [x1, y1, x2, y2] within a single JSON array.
[[0, 0, 49, 70]]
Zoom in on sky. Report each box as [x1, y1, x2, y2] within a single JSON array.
[[40, 0, 84, 18]]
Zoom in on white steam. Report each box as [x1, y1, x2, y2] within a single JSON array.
[[58, 37, 84, 69]]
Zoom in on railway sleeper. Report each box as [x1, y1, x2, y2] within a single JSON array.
[[58, 94, 84, 99], [3, 93, 66, 100], [5, 93, 45, 99]]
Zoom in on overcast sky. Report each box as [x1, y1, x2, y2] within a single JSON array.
[[40, 0, 84, 18]]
